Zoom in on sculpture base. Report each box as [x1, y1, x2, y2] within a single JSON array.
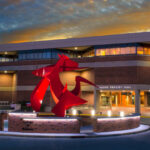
[[0, 124, 149, 138], [8, 113, 140, 134], [8, 113, 80, 133], [0, 112, 8, 131], [93, 115, 140, 132]]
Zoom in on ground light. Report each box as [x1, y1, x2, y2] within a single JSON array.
[[107, 110, 112, 117], [120, 111, 125, 117], [72, 109, 77, 116], [91, 109, 95, 116]]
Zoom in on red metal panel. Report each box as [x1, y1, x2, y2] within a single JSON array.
[[31, 54, 97, 117]]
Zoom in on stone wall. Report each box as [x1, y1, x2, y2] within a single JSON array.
[[93, 116, 140, 132]]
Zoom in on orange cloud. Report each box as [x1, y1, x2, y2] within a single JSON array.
[[1, 0, 150, 44]]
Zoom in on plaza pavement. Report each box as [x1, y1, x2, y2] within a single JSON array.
[[0, 128, 150, 150], [0, 118, 149, 150], [0, 116, 149, 150]]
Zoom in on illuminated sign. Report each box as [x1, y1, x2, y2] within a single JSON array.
[[98, 85, 132, 90]]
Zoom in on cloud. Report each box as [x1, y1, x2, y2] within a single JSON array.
[[0, 0, 150, 44]]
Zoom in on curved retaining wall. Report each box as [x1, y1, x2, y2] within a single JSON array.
[[0, 112, 8, 131], [8, 113, 36, 132], [8, 113, 140, 133], [0, 114, 4, 131], [93, 115, 140, 132], [8, 113, 80, 133]]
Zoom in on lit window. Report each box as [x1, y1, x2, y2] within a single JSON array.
[[105, 49, 110, 55], [112, 48, 116, 55], [130, 47, 136, 54], [137, 47, 144, 55], [101, 50, 105, 56], [1, 58, 5, 62], [144, 47, 149, 55]]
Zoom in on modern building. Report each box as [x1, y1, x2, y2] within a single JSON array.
[[1, 32, 150, 115]]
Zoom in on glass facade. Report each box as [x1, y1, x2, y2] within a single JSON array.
[[95, 43, 137, 57], [1, 43, 150, 62], [100, 91, 135, 107], [137, 46, 150, 55], [82, 49, 95, 57], [0, 55, 17, 62], [18, 49, 70, 60], [96, 47, 136, 56], [95, 44, 150, 57]]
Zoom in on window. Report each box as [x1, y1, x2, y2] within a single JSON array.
[[83, 49, 95, 57], [96, 46, 136, 56], [137, 46, 150, 55], [137, 47, 143, 55], [130, 47, 136, 54]]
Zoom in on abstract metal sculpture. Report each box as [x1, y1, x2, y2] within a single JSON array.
[[31, 54, 97, 117]]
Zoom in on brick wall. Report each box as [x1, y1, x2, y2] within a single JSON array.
[[94, 67, 138, 85], [1, 55, 150, 67], [93, 116, 140, 132], [8, 113, 80, 133], [8, 113, 36, 132], [95, 66, 150, 85], [0, 115, 3, 131], [0, 113, 7, 131], [2, 55, 150, 104]]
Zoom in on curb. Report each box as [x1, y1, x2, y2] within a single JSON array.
[[0, 124, 149, 138]]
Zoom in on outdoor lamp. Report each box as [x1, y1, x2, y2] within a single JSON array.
[[72, 109, 77, 116], [107, 110, 112, 117], [120, 111, 125, 117], [91, 109, 95, 116]]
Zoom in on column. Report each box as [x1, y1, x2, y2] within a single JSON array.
[[144, 92, 148, 107], [115, 95, 118, 106], [109, 92, 112, 108], [135, 89, 140, 114], [94, 88, 100, 111]]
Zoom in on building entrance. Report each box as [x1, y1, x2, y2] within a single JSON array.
[[100, 91, 135, 108]]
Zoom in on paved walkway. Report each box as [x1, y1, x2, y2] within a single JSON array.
[[0, 118, 149, 150], [0, 129, 150, 150], [141, 117, 150, 125], [1, 125, 148, 138]]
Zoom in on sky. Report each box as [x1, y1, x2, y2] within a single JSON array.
[[0, 0, 150, 44]]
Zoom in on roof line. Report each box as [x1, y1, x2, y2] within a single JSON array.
[[0, 32, 150, 52]]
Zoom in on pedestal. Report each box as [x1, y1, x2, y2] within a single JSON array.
[[93, 115, 140, 132], [8, 113, 80, 133]]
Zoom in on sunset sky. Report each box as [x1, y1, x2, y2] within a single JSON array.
[[0, 0, 150, 44]]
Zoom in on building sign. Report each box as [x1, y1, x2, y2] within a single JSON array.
[[98, 85, 132, 90]]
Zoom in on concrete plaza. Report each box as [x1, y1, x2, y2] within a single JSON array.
[[0, 118, 149, 150], [0, 128, 150, 150]]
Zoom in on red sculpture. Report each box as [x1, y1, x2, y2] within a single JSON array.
[[31, 54, 97, 117]]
